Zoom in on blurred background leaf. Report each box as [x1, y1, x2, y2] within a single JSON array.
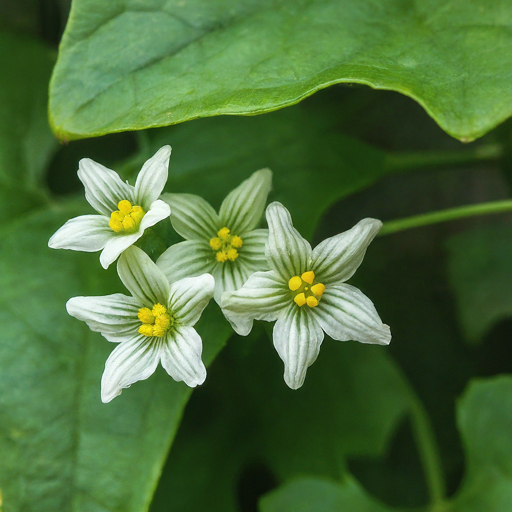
[[49, 0, 512, 141]]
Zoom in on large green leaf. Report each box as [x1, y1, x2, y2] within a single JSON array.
[[0, 32, 57, 220], [49, 0, 512, 141], [446, 224, 512, 343]]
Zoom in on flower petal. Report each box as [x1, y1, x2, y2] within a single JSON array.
[[168, 274, 214, 326], [48, 215, 112, 252], [238, 228, 269, 269], [139, 199, 171, 231], [219, 169, 272, 234], [265, 202, 312, 281], [315, 284, 391, 345], [162, 192, 219, 241], [221, 270, 289, 335], [100, 232, 142, 269], [313, 218, 382, 285], [78, 158, 133, 216], [160, 326, 207, 387], [117, 246, 171, 307], [134, 145, 172, 208], [66, 294, 140, 342], [212, 259, 252, 305], [101, 335, 161, 403], [273, 305, 324, 390], [157, 240, 215, 284]]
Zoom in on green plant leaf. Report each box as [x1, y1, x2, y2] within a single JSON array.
[[0, 32, 57, 220], [446, 224, 512, 343], [259, 475, 395, 512], [49, 0, 512, 141]]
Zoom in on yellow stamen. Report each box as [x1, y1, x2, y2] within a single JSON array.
[[109, 200, 145, 234], [301, 271, 315, 285], [152, 303, 167, 316], [139, 324, 155, 337], [210, 237, 222, 250], [311, 283, 325, 297], [227, 248, 239, 261], [231, 236, 243, 248], [138, 303, 173, 338], [288, 276, 302, 291], [218, 227, 230, 239], [306, 296, 319, 307], [137, 307, 155, 324], [216, 251, 228, 262], [294, 293, 306, 307]]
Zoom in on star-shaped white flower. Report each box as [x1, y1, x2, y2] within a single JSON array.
[[156, 169, 272, 304], [67, 245, 214, 402], [49, 146, 172, 269], [221, 202, 391, 389]]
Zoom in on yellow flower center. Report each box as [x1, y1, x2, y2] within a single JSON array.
[[288, 271, 325, 308], [137, 303, 173, 337], [209, 227, 243, 263], [109, 200, 145, 234]]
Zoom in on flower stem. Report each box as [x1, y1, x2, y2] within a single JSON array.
[[379, 199, 512, 236]]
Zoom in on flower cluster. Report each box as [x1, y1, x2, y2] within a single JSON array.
[[50, 145, 390, 402]]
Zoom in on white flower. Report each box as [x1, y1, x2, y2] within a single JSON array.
[[49, 146, 172, 269], [221, 202, 391, 390], [156, 169, 272, 305], [66, 246, 214, 402]]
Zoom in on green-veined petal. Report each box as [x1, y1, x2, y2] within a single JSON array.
[[78, 158, 133, 216], [100, 231, 143, 269], [157, 240, 215, 284], [219, 169, 272, 234], [134, 145, 171, 208], [313, 218, 382, 285], [265, 202, 312, 281], [315, 284, 391, 345], [162, 192, 219, 241], [221, 270, 289, 335], [117, 246, 170, 308], [238, 228, 269, 269], [168, 274, 215, 326], [48, 214, 112, 252], [101, 334, 160, 403], [66, 293, 140, 342], [273, 305, 324, 390], [161, 326, 207, 387]]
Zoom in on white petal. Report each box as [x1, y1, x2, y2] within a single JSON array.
[[157, 240, 215, 284], [313, 218, 382, 285], [219, 169, 272, 234], [117, 246, 171, 307], [212, 259, 253, 305], [265, 202, 312, 281], [101, 335, 161, 402], [160, 326, 206, 387], [100, 232, 142, 269], [315, 284, 391, 345], [48, 215, 112, 252], [273, 305, 324, 390], [238, 228, 269, 269], [134, 145, 172, 208], [221, 270, 289, 335], [139, 199, 171, 230], [162, 193, 219, 241], [78, 158, 133, 216], [168, 274, 214, 326], [66, 294, 140, 342]]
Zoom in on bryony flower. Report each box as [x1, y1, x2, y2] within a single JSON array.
[[49, 146, 172, 269], [66, 246, 214, 402], [156, 169, 272, 304], [221, 202, 391, 389]]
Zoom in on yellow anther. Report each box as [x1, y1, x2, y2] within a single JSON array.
[[210, 237, 222, 251], [153, 325, 167, 337], [139, 324, 155, 337], [301, 271, 315, 285], [109, 218, 123, 233], [155, 314, 171, 330], [218, 227, 230, 239], [137, 307, 155, 324], [227, 248, 239, 261], [311, 283, 325, 297], [122, 216, 136, 231], [294, 293, 306, 307], [288, 276, 302, 291], [216, 251, 228, 262], [306, 296, 319, 307], [152, 303, 167, 316], [231, 236, 243, 248], [130, 206, 145, 223], [118, 200, 132, 214]]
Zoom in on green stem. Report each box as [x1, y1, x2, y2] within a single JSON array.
[[385, 143, 503, 173], [379, 199, 512, 236], [409, 396, 446, 506]]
